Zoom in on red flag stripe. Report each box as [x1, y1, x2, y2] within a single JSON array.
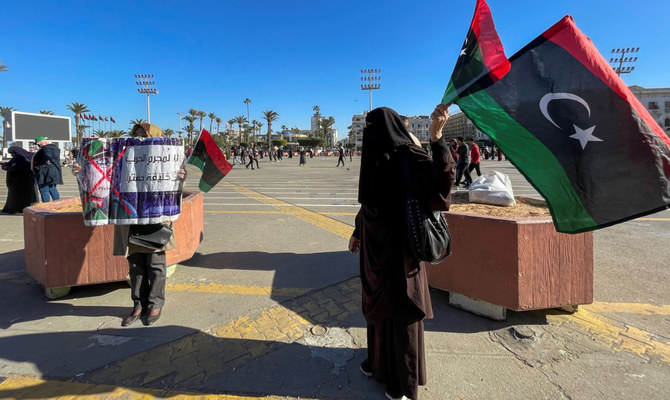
[[543, 16, 670, 148], [470, 0, 510, 82], [200, 129, 232, 175]]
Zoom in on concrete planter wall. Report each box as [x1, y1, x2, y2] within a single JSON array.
[[23, 191, 204, 297], [426, 210, 593, 319]]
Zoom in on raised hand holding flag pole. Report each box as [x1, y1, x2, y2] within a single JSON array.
[[187, 129, 233, 193]]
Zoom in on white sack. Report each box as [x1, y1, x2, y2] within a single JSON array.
[[468, 171, 516, 207]]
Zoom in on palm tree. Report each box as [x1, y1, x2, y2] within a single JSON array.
[[215, 117, 222, 134], [130, 118, 146, 127], [257, 121, 264, 145], [244, 98, 251, 126], [66, 102, 90, 146], [163, 128, 175, 138], [319, 116, 336, 148], [1, 106, 14, 151], [262, 110, 279, 146], [182, 115, 197, 147], [227, 118, 235, 136], [39, 110, 54, 115], [94, 129, 106, 137], [208, 112, 217, 134], [234, 115, 248, 145], [197, 110, 206, 133], [251, 120, 260, 144]]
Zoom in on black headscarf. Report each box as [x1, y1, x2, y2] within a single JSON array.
[[358, 107, 416, 207], [8, 146, 33, 164]]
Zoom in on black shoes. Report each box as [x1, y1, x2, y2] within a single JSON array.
[[121, 309, 142, 327], [146, 308, 162, 325]]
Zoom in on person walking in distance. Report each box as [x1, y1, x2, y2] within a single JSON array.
[[336, 144, 346, 167], [466, 138, 481, 183], [454, 136, 472, 188], [349, 105, 455, 400]]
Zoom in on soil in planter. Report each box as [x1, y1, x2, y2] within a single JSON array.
[[449, 192, 550, 218], [32, 201, 83, 213]]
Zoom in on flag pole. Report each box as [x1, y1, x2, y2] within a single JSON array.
[[187, 129, 204, 164]]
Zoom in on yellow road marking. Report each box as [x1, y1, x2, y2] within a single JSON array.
[[548, 306, 670, 364], [320, 212, 358, 216], [167, 282, 310, 297], [635, 217, 670, 221], [223, 182, 354, 239], [588, 302, 670, 315], [0, 376, 298, 399]]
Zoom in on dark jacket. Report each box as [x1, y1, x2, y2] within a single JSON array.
[[32, 144, 63, 186]]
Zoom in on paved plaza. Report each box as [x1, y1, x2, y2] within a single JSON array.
[[0, 155, 668, 399]]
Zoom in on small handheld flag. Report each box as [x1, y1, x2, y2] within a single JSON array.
[[187, 129, 233, 193]]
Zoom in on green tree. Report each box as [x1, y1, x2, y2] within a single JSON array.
[[39, 110, 54, 115], [319, 116, 335, 147], [244, 98, 251, 125], [182, 115, 197, 147], [312, 105, 321, 138], [197, 110, 206, 133], [234, 115, 247, 145], [208, 112, 217, 134], [215, 117, 222, 134], [1, 106, 14, 151], [262, 110, 279, 146], [298, 137, 323, 148], [66, 102, 90, 146], [163, 128, 175, 137], [129, 119, 146, 128], [251, 120, 260, 144], [272, 139, 288, 147]]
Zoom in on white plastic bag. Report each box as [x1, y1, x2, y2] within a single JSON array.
[[468, 171, 516, 207]]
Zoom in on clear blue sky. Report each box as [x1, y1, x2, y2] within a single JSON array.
[[2, 0, 669, 140]]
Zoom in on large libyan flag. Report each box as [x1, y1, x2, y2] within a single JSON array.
[[188, 129, 233, 193], [454, 16, 670, 233]]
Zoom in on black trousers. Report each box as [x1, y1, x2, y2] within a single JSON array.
[[127, 252, 166, 310], [337, 156, 345, 167], [468, 162, 481, 178], [455, 163, 472, 185]]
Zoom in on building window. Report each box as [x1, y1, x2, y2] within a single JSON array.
[[665, 102, 670, 112], [648, 101, 659, 110], [665, 118, 670, 127]]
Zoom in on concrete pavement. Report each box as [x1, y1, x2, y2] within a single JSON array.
[[0, 155, 668, 399]]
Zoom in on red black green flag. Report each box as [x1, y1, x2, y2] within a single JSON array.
[[187, 129, 233, 193], [455, 16, 670, 233], [441, 0, 510, 105]]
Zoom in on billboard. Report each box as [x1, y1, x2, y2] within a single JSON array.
[[8, 111, 71, 142]]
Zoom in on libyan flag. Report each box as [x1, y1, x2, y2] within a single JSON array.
[[441, 0, 510, 105], [187, 129, 233, 192], [454, 16, 670, 233]]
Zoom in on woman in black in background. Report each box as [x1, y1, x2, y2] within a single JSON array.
[[1, 146, 37, 213]]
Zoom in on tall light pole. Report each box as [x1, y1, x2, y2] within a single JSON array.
[[0, 59, 7, 72], [361, 68, 381, 112], [609, 47, 639, 76], [135, 74, 158, 123], [177, 112, 183, 139]]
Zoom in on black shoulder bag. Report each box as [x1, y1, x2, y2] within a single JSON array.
[[402, 153, 451, 264], [128, 224, 173, 250]]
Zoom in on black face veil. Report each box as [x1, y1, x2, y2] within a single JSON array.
[[358, 107, 415, 206]]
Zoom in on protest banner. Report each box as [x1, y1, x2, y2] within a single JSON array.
[[77, 137, 184, 226]]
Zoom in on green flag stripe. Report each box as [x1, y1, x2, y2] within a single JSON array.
[[188, 155, 205, 171], [198, 179, 212, 193], [457, 90, 597, 233], [442, 34, 486, 105]]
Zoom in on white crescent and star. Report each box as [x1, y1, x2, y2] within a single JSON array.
[[539, 92, 603, 150]]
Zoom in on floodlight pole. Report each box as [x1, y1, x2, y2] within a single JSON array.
[[609, 47, 640, 76], [135, 74, 158, 123], [361, 68, 381, 112], [177, 112, 183, 139]]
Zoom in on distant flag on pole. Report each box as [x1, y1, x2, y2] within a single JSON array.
[[99, 115, 103, 120], [187, 129, 233, 193], [441, 0, 510, 105], [110, 117, 115, 123]]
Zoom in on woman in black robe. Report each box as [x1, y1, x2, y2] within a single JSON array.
[[349, 105, 455, 400], [1, 146, 37, 213]]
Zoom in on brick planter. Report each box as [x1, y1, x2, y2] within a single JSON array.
[[426, 210, 593, 319], [23, 191, 204, 298]]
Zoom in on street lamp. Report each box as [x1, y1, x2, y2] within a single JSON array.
[[135, 74, 158, 123], [177, 112, 183, 139], [361, 68, 381, 112], [0, 59, 7, 72], [609, 47, 640, 76]]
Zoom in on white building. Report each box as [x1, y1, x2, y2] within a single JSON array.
[[629, 85, 670, 131], [350, 112, 367, 152]]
